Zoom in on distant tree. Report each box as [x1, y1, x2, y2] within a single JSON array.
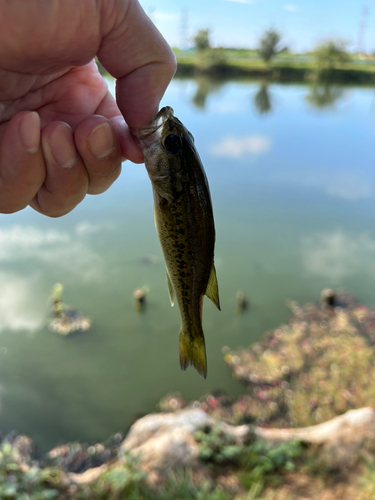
[[254, 83, 272, 114], [313, 41, 351, 70], [192, 77, 223, 110], [258, 29, 282, 64], [305, 83, 343, 109], [196, 47, 228, 73], [194, 29, 211, 51], [192, 29, 228, 75]]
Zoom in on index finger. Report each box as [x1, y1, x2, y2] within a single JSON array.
[[97, 0, 176, 129]]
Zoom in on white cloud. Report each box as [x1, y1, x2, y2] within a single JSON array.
[[210, 135, 271, 158], [0, 225, 105, 282], [302, 230, 375, 281], [151, 11, 179, 22], [284, 4, 299, 12], [222, 0, 254, 4], [0, 273, 46, 332]]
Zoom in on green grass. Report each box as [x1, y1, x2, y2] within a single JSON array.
[[174, 51, 375, 83]]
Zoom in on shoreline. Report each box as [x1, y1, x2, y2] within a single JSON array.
[[96, 56, 375, 85], [4, 290, 375, 499], [175, 58, 375, 84]]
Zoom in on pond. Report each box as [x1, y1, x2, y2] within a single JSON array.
[[0, 77, 375, 451]]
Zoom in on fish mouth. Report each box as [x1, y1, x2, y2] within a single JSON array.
[[130, 106, 174, 143]]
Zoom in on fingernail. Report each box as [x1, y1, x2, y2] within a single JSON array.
[[87, 122, 115, 159], [48, 123, 77, 168], [19, 112, 40, 153]]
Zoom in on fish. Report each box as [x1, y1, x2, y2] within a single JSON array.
[[131, 106, 220, 378]]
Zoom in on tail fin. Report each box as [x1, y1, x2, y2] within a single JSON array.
[[179, 326, 207, 378]]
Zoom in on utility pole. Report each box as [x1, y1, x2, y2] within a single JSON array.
[[358, 5, 369, 55], [180, 8, 189, 50]]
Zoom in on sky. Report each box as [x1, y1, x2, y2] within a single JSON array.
[[139, 0, 375, 53]]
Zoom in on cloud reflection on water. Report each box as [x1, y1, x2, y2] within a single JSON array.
[[302, 230, 375, 281], [0, 224, 106, 282], [270, 171, 373, 201], [210, 134, 271, 158], [0, 272, 46, 332], [325, 174, 372, 201], [0, 226, 68, 255], [0, 223, 108, 332], [75, 221, 110, 237]]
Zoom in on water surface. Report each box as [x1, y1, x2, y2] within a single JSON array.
[[1, 78, 375, 450]]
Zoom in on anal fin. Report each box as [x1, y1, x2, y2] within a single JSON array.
[[205, 263, 221, 311]]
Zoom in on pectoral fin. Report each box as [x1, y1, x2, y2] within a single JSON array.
[[166, 268, 175, 306], [205, 263, 221, 311]]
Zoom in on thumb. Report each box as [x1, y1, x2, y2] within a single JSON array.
[[97, 0, 176, 129]]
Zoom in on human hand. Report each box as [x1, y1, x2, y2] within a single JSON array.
[[0, 0, 176, 216]]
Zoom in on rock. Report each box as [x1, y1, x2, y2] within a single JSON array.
[[67, 406, 375, 486], [255, 407, 375, 443], [236, 289, 249, 313], [320, 288, 336, 307], [121, 408, 250, 481], [69, 464, 107, 485], [45, 435, 121, 473], [255, 407, 375, 469], [139, 255, 159, 265]]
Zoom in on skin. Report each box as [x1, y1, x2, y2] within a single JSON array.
[[0, 0, 176, 217]]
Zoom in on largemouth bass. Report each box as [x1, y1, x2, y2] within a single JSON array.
[[132, 106, 220, 378]]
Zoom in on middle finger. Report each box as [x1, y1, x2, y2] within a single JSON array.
[[30, 121, 89, 217]]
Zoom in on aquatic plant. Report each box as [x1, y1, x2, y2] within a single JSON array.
[[225, 291, 375, 427]]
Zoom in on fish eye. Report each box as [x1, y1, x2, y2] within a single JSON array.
[[163, 134, 182, 154]]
